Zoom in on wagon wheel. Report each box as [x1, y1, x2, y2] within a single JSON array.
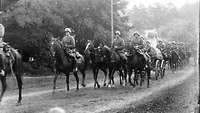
[[160, 60, 166, 78], [155, 60, 161, 80]]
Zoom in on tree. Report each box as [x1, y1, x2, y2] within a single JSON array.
[[128, 2, 198, 45], [2, 0, 129, 69]]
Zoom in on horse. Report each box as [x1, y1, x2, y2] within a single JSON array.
[[84, 40, 126, 88], [105, 47, 127, 87], [126, 47, 150, 88], [0, 46, 23, 105], [84, 40, 108, 88], [50, 37, 87, 93], [158, 48, 171, 78], [170, 50, 180, 73], [177, 49, 186, 68]]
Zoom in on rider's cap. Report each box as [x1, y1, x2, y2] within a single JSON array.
[[133, 31, 140, 36], [115, 31, 121, 35], [172, 41, 176, 44], [64, 28, 71, 33]]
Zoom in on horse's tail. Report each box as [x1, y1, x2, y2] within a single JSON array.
[[12, 49, 23, 81]]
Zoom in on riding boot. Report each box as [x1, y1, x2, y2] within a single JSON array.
[[72, 58, 78, 72]]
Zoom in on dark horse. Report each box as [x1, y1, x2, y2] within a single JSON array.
[[50, 37, 87, 93], [84, 40, 126, 88], [170, 50, 180, 73], [0, 46, 23, 105], [84, 40, 108, 88], [126, 47, 150, 88], [106, 47, 127, 87]]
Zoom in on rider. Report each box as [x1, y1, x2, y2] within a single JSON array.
[[62, 27, 78, 71], [156, 40, 165, 52], [131, 31, 150, 62], [0, 23, 15, 76], [112, 30, 127, 62]]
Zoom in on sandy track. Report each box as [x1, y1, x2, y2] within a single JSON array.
[[0, 66, 196, 113]]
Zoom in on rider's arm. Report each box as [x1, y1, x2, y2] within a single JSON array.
[[116, 39, 125, 50], [67, 37, 75, 49]]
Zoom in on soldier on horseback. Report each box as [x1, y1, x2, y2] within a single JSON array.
[[0, 23, 15, 76], [131, 31, 150, 62], [157, 40, 165, 51], [112, 30, 127, 62], [62, 27, 80, 72]]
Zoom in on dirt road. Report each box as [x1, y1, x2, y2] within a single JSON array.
[[0, 66, 198, 113], [103, 67, 199, 113]]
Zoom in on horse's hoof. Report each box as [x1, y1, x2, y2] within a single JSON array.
[[81, 84, 86, 87], [103, 83, 106, 87], [112, 84, 115, 88], [97, 85, 100, 88], [108, 84, 111, 88], [132, 84, 136, 88], [16, 102, 22, 106], [124, 83, 127, 87]]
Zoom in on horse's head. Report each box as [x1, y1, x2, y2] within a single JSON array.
[[50, 37, 62, 52], [84, 40, 94, 56], [126, 46, 137, 57]]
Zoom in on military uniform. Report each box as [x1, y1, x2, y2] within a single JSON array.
[[62, 35, 75, 49], [157, 41, 165, 52], [62, 28, 83, 71], [131, 35, 144, 49], [112, 35, 127, 62], [131, 32, 151, 62]]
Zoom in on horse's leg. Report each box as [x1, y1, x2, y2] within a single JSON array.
[[128, 68, 134, 87], [123, 65, 128, 86], [73, 71, 79, 90], [66, 73, 70, 91], [146, 67, 151, 88], [95, 68, 100, 88], [53, 73, 59, 93], [108, 66, 115, 87], [140, 70, 143, 86], [15, 74, 22, 104], [92, 67, 97, 88], [134, 70, 139, 86], [101, 67, 107, 87], [80, 70, 86, 87], [111, 67, 116, 87], [107, 67, 113, 88], [118, 69, 123, 86], [0, 76, 7, 103]]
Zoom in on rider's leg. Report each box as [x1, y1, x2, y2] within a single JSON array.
[[119, 52, 127, 63], [71, 53, 78, 72]]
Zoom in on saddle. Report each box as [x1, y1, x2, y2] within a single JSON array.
[[64, 48, 83, 64], [113, 49, 126, 62], [133, 46, 149, 61]]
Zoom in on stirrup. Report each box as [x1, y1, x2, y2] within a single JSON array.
[[0, 70, 5, 76]]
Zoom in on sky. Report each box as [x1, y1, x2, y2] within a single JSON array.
[[126, 0, 199, 9]]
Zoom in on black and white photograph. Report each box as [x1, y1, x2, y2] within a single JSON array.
[[0, 0, 199, 113]]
